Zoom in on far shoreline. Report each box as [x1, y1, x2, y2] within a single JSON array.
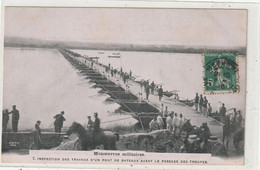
[[4, 45, 247, 56]]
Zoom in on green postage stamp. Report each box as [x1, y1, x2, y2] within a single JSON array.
[[203, 52, 239, 94]]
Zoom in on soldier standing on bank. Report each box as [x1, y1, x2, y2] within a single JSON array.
[[2, 109, 9, 132], [30, 120, 42, 150], [35, 120, 42, 149], [9, 105, 20, 132], [54, 111, 66, 132], [35, 120, 41, 136]]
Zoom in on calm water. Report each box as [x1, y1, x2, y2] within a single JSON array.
[[73, 49, 246, 115], [3, 47, 137, 130], [3, 47, 246, 130]]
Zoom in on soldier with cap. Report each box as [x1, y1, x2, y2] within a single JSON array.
[[35, 120, 42, 136], [87, 116, 93, 132], [2, 109, 9, 132], [179, 114, 185, 129], [35, 120, 42, 149], [158, 85, 163, 101], [220, 103, 227, 123], [30, 120, 42, 150], [202, 97, 208, 116], [200, 122, 211, 144], [150, 81, 155, 94], [9, 105, 20, 132], [93, 113, 100, 133], [92, 112, 101, 145], [199, 95, 204, 113], [54, 111, 66, 132], [194, 93, 199, 111], [145, 83, 150, 100]]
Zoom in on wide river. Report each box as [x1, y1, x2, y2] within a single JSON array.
[[3, 47, 246, 130], [3, 47, 138, 130]]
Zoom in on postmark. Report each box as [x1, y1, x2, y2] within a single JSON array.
[[203, 52, 239, 94]]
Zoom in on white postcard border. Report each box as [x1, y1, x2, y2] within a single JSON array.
[[0, 0, 259, 170]]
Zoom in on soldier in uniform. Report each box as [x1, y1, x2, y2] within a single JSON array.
[[145, 83, 150, 100], [87, 116, 93, 132], [92, 112, 101, 145], [194, 93, 199, 111], [220, 103, 227, 123], [203, 97, 208, 116], [54, 111, 66, 132], [200, 123, 211, 144], [150, 81, 155, 94], [179, 114, 185, 130], [30, 120, 42, 150], [9, 105, 20, 132], [35, 120, 42, 149], [158, 86, 163, 101], [199, 95, 204, 114], [2, 109, 9, 132], [35, 120, 42, 136]]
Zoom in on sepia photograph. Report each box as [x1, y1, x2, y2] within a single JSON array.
[[1, 5, 250, 167]]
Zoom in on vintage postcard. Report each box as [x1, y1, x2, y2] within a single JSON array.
[[0, 2, 254, 169]]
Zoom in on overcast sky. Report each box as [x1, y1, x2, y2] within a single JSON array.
[[5, 7, 247, 47]]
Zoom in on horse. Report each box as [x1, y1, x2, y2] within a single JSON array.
[[66, 122, 119, 150]]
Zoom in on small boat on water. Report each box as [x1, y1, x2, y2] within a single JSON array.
[[178, 99, 194, 107], [89, 56, 100, 60], [163, 91, 176, 97], [108, 52, 120, 58], [98, 51, 105, 54]]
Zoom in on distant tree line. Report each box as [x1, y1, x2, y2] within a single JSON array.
[[4, 36, 246, 55]]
